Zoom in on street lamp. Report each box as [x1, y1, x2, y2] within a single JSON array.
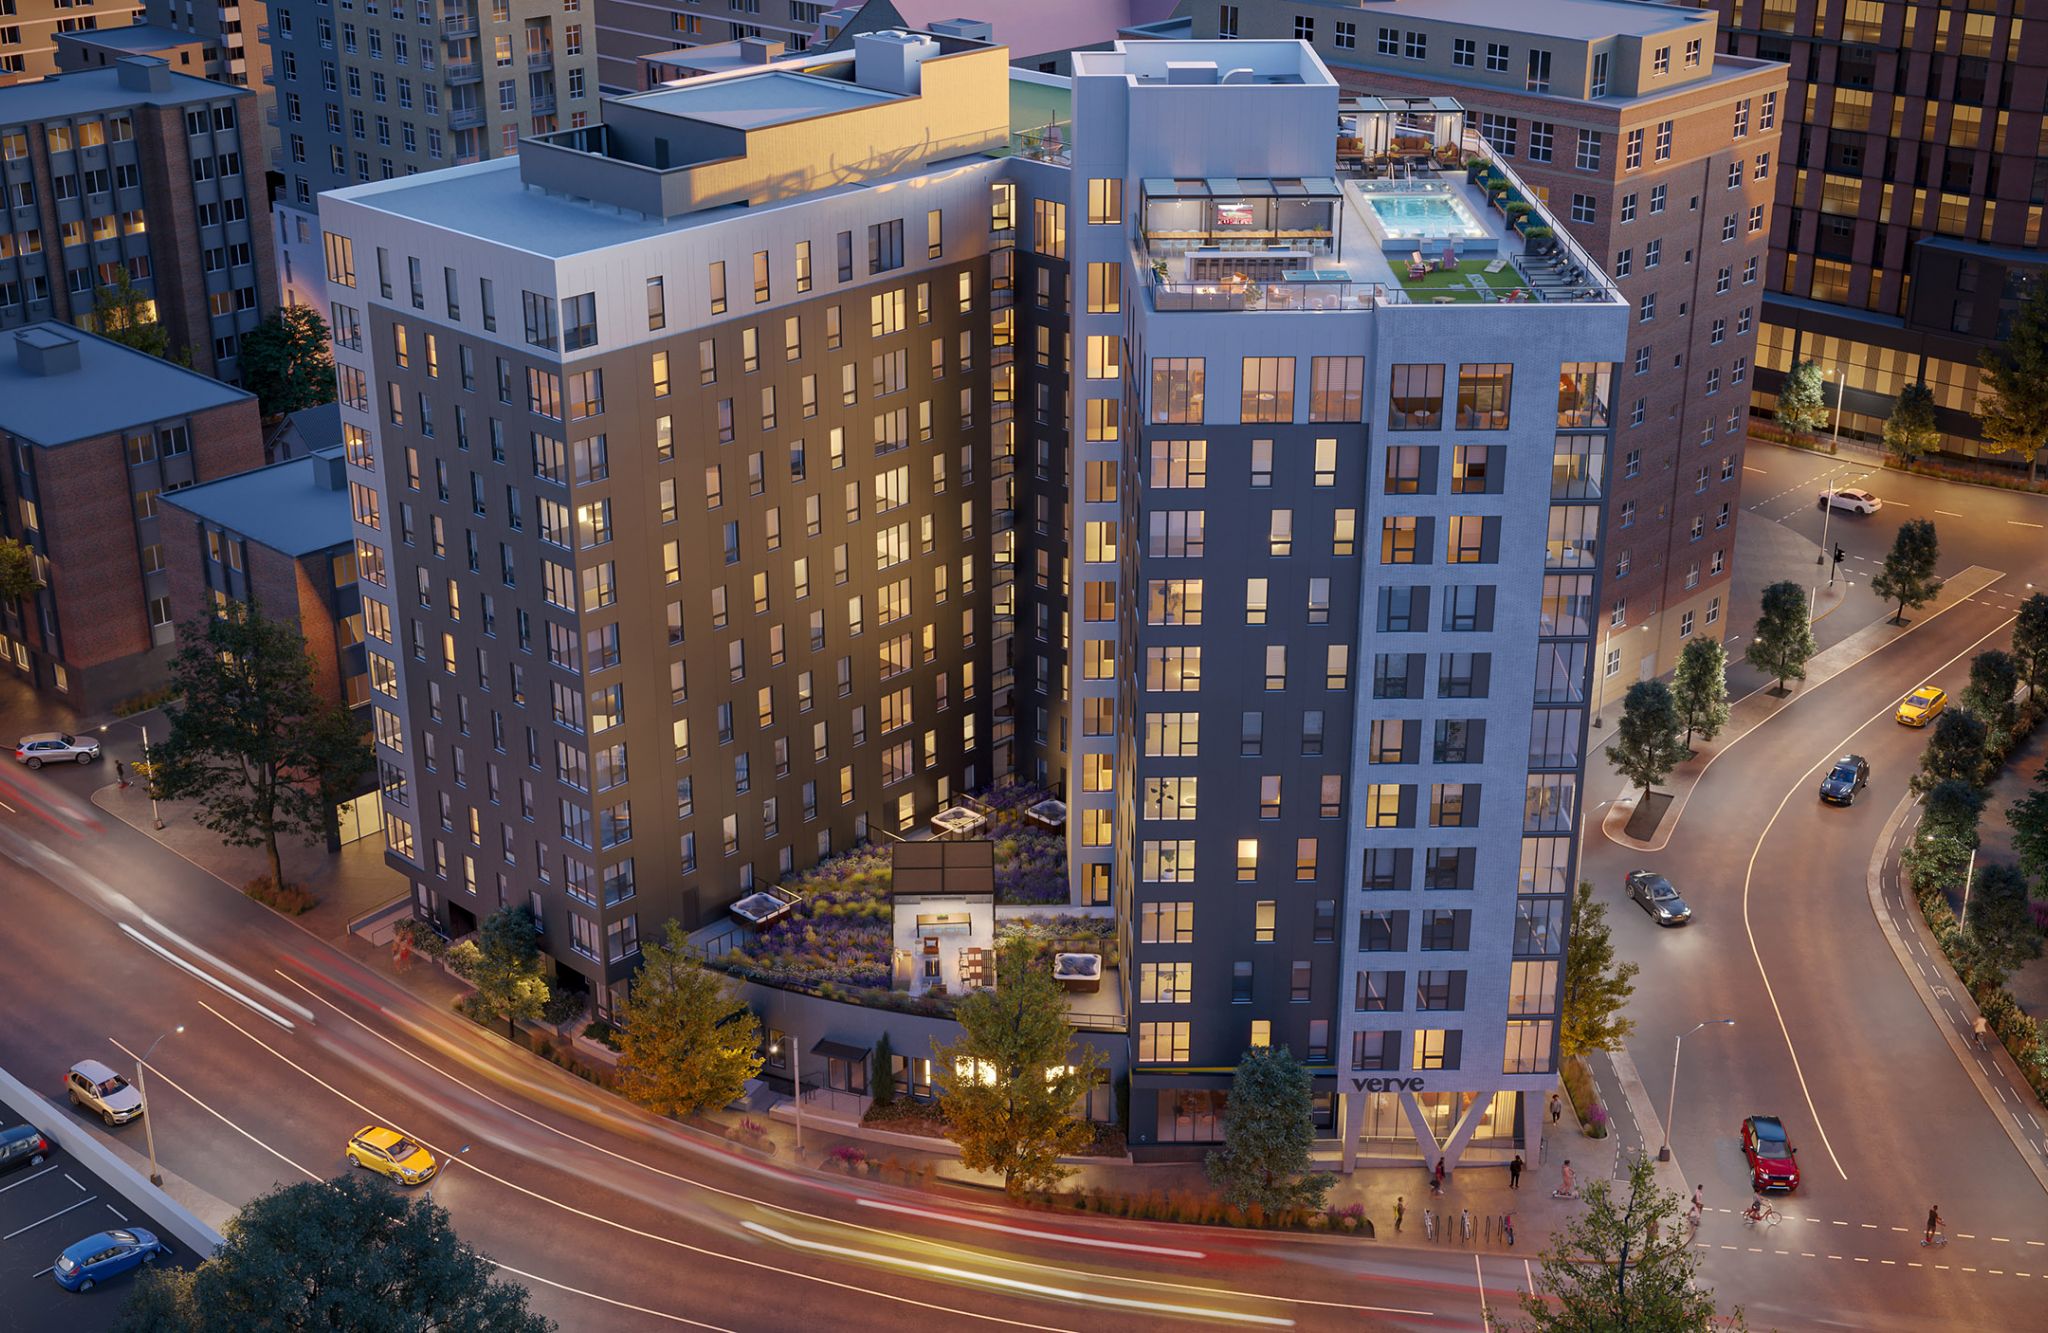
[[135, 1024, 183, 1186], [1925, 833, 1979, 933], [769, 1038, 803, 1157], [99, 718, 164, 830], [1659, 1019, 1735, 1162]]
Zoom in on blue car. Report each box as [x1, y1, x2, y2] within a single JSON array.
[[52, 1227, 166, 1292]]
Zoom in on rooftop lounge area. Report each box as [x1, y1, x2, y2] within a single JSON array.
[[1140, 96, 1620, 312]]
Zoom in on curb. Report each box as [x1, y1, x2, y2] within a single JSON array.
[[0, 1064, 227, 1260], [1864, 794, 2048, 1197]]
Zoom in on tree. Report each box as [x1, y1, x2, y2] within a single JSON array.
[[149, 602, 371, 891], [1963, 863, 2043, 990], [1976, 277, 2048, 486], [1774, 359, 1830, 438], [1915, 708, 1989, 793], [1517, 1155, 1745, 1333], [1882, 382, 1943, 462], [1204, 1045, 1332, 1215], [114, 1172, 552, 1333], [1743, 580, 1816, 692], [869, 1031, 896, 1108], [1670, 637, 1730, 749], [2008, 767, 2048, 898], [239, 306, 338, 420], [0, 535, 42, 603], [616, 921, 762, 1119], [1560, 882, 1638, 1064], [2012, 593, 2048, 698], [1870, 518, 1944, 624], [92, 269, 176, 362], [1962, 648, 2021, 750], [1922, 778, 1989, 845], [1606, 680, 1689, 796], [934, 944, 1105, 1198], [449, 905, 550, 1039]]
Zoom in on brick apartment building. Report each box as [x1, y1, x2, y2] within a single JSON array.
[[1193, 0, 1785, 694], [1703, 0, 2048, 460], [0, 55, 276, 380], [0, 322, 262, 708]]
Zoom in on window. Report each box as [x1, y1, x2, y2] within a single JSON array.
[[1240, 357, 1294, 423], [1621, 192, 1637, 224], [1625, 129, 1642, 170], [1293, 14, 1312, 41], [867, 218, 904, 274], [1571, 194, 1595, 224], [1453, 37, 1475, 67], [1388, 363, 1443, 430], [1334, 20, 1355, 48], [1655, 119, 1672, 162], [1528, 121, 1553, 163], [1487, 41, 1510, 73], [1087, 177, 1121, 226], [1478, 113, 1517, 157], [1308, 357, 1363, 422], [1575, 130, 1602, 171], [1138, 1022, 1190, 1064]]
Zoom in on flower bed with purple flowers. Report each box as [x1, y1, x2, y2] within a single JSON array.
[[715, 783, 1076, 991]]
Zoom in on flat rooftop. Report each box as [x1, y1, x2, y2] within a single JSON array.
[[1364, 0, 1710, 41], [158, 448, 353, 557], [0, 324, 250, 446], [0, 61, 241, 120], [57, 22, 204, 53], [629, 69, 900, 130]]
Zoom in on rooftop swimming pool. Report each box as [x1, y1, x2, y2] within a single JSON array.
[[1357, 188, 1491, 250]]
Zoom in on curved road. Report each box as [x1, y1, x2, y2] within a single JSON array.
[[1583, 445, 2048, 1332]]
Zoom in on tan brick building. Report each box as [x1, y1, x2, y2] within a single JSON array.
[[1190, 0, 1786, 695], [0, 322, 261, 709]]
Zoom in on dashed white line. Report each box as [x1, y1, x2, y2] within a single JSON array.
[[3, 1195, 98, 1239], [2009, 521, 2044, 529]]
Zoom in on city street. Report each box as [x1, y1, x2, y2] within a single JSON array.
[[1583, 442, 2048, 1333], [0, 751, 1540, 1333]]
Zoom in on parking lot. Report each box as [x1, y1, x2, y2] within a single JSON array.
[[0, 1103, 199, 1332]]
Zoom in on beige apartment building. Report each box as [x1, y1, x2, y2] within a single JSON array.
[[1192, 0, 1785, 694]]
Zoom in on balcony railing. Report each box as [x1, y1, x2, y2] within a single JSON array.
[[526, 48, 553, 70], [442, 12, 478, 37], [529, 92, 556, 113], [448, 104, 485, 129], [445, 61, 481, 83], [1149, 274, 1399, 313]]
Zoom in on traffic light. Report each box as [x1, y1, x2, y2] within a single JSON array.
[[1833, 544, 1846, 565]]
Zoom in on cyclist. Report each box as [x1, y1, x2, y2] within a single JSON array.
[[1924, 1205, 1944, 1245], [1973, 1016, 1989, 1049], [1687, 1185, 1705, 1227], [1742, 1198, 1767, 1225]]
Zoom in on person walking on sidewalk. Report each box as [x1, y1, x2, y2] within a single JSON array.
[[115, 758, 128, 790], [1394, 1196, 1404, 1233], [1554, 1160, 1576, 1198], [1549, 1093, 1562, 1125], [1433, 1156, 1446, 1194], [1509, 1154, 1524, 1189]]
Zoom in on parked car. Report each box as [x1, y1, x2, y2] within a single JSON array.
[[1624, 870, 1693, 926], [1818, 754, 1870, 805], [1741, 1114, 1802, 1193], [13, 733, 100, 769], [0, 1123, 54, 1174], [1816, 487, 1881, 514], [345, 1125, 437, 1185], [1896, 685, 1947, 728], [66, 1060, 144, 1126], [51, 1228, 165, 1292]]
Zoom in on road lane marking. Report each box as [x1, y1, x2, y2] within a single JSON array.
[[2009, 521, 2044, 529], [119, 923, 299, 1029], [856, 1199, 1205, 1259], [1736, 611, 2020, 1185], [106, 1205, 127, 1222], [492, 1263, 738, 1330], [0, 1165, 59, 1194], [741, 1222, 1299, 1327], [137, 916, 314, 1021], [193, 999, 1244, 1332], [3, 1195, 98, 1239], [108, 1037, 321, 1180]]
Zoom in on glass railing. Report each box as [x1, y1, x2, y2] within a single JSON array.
[[1150, 275, 1400, 312]]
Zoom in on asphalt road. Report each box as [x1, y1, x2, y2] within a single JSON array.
[[1582, 444, 2048, 1332], [0, 751, 1550, 1333]]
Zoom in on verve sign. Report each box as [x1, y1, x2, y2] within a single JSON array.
[[1350, 1076, 1426, 1093]]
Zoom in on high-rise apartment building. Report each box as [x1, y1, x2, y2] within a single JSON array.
[[0, 0, 147, 85], [324, 32, 1043, 1009], [1067, 38, 1624, 1161], [1704, 0, 2048, 460], [332, 30, 1624, 1167], [1188, 0, 1783, 695], [0, 56, 275, 377], [265, 0, 600, 311]]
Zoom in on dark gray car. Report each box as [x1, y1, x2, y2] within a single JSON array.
[[1624, 870, 1693, 926], [1818, 754, 1869, 805]]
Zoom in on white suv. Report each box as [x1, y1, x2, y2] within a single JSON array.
[[66, 1060, 144, 1126], [14, 732, 101, 769]]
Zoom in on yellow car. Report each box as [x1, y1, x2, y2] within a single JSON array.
[[345, 1125, 437, 1185], [1896, 686, 1947, 727]]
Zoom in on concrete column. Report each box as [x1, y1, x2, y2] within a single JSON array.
[[1437, 1091, 1496, 1172], [1400, 1089, 1443, 1167], [1340, 1089, 1369, 1174]]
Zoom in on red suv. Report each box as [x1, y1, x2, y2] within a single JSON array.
[[1741, 1115, 1800, 1193]]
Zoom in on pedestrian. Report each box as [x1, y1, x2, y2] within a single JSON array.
[[1394, 1196, 1404, 1232], [1434, 1156, 1446, 1193], [1557, 1159, 1576, 1198], [1549, 1092, 1562, 1125], [1924, 1205, 1943, 1244], [115, 758, 128, 790], [1688, 1185, 1705, 1228], [1509, 1154, 1524, 1189]]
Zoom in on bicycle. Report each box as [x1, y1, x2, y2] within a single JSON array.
[[1460, 1209, 1473, 1243], [1921, 1231, 1948, 1248], [1741, 1202, 1781, 1229], [1424, 1209, 1438, 1241]]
